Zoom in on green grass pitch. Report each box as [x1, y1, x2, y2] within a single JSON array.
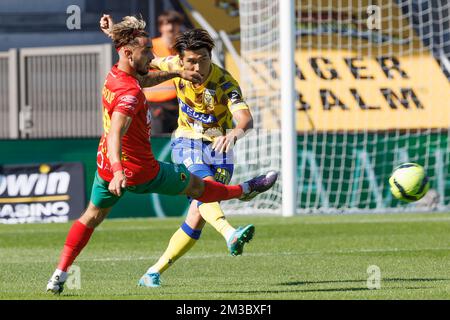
[[1, 213, 450, 299]]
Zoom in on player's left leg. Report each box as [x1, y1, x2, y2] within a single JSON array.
[[139, 165, 257, 287], [138, 152, 210, 287], [139, 178, 238, 287], [138, 203, 205, 287]]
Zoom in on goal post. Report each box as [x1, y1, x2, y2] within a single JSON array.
[[280, 0, 297, 217], [221, 0, 450, 215]]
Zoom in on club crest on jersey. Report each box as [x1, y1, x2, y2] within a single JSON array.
[[180, 172, 187, 181], [203, 89, 215, 108]]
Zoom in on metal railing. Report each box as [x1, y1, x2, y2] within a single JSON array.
[[19, 44, 112, 138], [0, 43, 112, 140], [0, 49, 19, 139], [0, 51, 10, 138]]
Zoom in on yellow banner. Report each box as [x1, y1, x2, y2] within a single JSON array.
[[293, 50, 450, 131]]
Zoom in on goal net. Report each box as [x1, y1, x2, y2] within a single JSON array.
[[222, 0, 450, 215]]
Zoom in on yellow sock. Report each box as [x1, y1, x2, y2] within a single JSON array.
[[198, 202, 235, 241], [150, 226, 198, 274]]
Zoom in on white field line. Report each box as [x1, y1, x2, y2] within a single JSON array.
[[299, 216, 450, 225], [1, 216, 450, 235], [75, 246, 450, 261], [2, 247, 450, 265]]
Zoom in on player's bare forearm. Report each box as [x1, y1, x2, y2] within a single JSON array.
[[107, 130, 122, 165], [139, 70, 181, 87], [231, 109, 254, 140], [213, 109, 253, 153], [139, 69, 202, 87]]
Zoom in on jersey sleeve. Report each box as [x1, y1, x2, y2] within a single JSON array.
[[221, 80, 250, 114], [113, 87, 141, 117], [150, 55, 182, 72]]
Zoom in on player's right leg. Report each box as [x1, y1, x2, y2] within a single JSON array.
[[46, 202, 112, 294], [46, 172, 120, 294], [183, 171, 278, 203], [168, 137, 279, 203]]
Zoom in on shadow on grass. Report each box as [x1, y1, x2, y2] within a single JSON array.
[[38, 278, 448, 298], [39, 285, 436, 299], [280, 278, 450, 286], [174, 286, 435, 295]]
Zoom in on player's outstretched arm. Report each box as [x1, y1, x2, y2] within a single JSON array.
[[139, 69, 202, 87]]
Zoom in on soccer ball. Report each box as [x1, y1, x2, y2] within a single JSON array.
[[389, 163, 430, 202]]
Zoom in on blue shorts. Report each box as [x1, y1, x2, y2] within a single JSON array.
[[171, 137, 234, 185]]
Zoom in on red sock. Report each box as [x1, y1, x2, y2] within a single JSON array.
[[195, 180, 243, 203], [57, 220, 94, 272]]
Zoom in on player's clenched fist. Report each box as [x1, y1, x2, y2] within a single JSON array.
[[178, 70, 202, 84], [100, 14, 114, 38]]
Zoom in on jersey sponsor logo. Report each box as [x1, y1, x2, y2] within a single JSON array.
[[178, 99, 218, 124], [119, 95, 138, 104], [116, 95, 138, 111], [214, 167, 231, 185]]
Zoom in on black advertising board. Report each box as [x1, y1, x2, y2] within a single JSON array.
[[0, 162, 85, 224]]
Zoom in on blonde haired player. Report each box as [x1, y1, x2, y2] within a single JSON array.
[[99, 16, 267, 288], [46, 15, 277, 294]]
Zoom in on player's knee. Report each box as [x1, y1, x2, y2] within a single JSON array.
[[183, 175, 204, 198], [185, 202, 206, 230], [79, 203, 110, 228]]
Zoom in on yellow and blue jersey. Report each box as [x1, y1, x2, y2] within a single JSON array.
[[150, 55, 249, 142]]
